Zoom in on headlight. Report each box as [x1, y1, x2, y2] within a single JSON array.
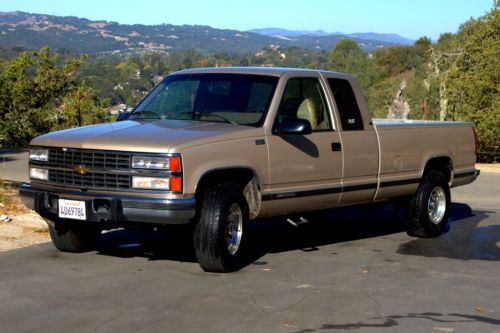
[[132, 176, 182, 192], [132, 176, 170, 190], [29, 149, 49, 162], [131, 155, 181, 171], [30, 167, 49, 181]]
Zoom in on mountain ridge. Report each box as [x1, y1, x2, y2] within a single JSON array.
[[248, 27, 415, 45], [0, 11, 405, 55]]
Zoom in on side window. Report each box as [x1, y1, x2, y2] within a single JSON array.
[[275, 78, 332, 131], [328, 78, 364, 131]]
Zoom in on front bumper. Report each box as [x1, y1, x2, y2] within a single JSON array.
[[19, 183, 196, 225]]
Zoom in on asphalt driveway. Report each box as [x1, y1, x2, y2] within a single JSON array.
[[0, 169, 499, 332]]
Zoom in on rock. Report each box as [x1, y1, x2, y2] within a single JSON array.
[[0, 214, 12, 222], [387, 79, 411, 120]]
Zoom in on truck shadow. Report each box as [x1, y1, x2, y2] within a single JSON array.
[[95, 204, 408, 263], [95, 202, 496, 268], [396, 203, 499, 261], [247, 202, 496, 263]]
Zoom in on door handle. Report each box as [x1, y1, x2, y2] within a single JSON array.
[[331, 142, 342, 151]]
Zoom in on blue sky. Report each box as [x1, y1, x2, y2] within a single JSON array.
[[0, 0, 494, 40]]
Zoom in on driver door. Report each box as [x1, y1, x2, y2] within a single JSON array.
[[266, 76, 343, 215]]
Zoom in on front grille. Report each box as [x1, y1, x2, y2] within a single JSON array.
[[48, 149, 130, 169], [49, 170, 131, 190], [43, 148, 133, 190]]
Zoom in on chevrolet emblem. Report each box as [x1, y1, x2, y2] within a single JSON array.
[[73, 165, 90, 175]]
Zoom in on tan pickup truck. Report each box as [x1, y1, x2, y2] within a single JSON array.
[[20, 67, 479, 272]]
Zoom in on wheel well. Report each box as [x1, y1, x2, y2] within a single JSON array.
[[195, 168, 257, 200], [423, 157, 453, 183]]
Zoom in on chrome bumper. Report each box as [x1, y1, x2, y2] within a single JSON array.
[[19, 183, 196, 225]]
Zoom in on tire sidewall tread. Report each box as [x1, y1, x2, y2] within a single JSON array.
[[407, 170, 451, 238], [194, 182, 249, 272]]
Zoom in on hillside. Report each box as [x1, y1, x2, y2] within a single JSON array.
[[0, 11, 399, 54], [249, 28, 415, 45]]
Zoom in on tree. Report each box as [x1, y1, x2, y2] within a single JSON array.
[[328, 39, 374, 89], [0, 47, 85, 147], [446, 4, 500, 161]]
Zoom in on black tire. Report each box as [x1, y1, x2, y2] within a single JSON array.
[[407, 170, 450, 238], [48, 222, 102, 252], [193, 183, 249, 272]]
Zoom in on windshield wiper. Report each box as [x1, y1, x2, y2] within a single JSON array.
[[129, 110, 161, 119], [180, 111, 237, 125]]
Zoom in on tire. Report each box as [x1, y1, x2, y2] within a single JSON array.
[[193, 183, 249, 272], [48, 222, 102, 252], [407, 170, 450, 238]]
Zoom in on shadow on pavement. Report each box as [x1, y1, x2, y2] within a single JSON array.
[[397, 203, 499, 261], [95, 203, 408, 264], [291, 312, 500, 332], [0, 149, 27, 160], [0, 156, 18, 163], [94, 201, 496, 267], [96, 225, 196, 262]]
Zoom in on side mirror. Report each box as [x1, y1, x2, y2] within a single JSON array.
[[273, 118, 312, 135], [116, 111, 129, 122]]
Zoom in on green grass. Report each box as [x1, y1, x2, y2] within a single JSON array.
[[0, 183, 9, 205]]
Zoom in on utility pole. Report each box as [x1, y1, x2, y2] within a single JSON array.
[[423, 97, 428, 120]]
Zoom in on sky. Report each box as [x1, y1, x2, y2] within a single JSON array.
[[0, 0, 494, 40]]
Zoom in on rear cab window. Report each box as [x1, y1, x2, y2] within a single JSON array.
[[327, 78, 364, 131]]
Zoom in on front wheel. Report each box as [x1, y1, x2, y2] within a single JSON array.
[[407, 171, 450, 237], [193, 183, 249, 272], [48, 222, 102, 252]]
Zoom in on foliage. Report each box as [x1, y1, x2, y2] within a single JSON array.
[[0, 183, 7, 205], [0, 4, 498, 162], [445, 4, 500, 161], [327, 39, 375, 90], [56, 83, 110, 129], [0, 47, 109, 147]]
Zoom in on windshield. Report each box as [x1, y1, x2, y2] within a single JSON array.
[[130, 73, 278, 126]]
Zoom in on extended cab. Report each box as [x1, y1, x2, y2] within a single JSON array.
[[20, 67, 479, 272]]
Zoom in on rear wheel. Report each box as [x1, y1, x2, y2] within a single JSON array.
[[407, 170, 450, 237], [48, 222, 102, 252], [193, 183, 249, 272]]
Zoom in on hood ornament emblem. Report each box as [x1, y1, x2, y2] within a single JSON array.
[[74, 165, 90, 175]]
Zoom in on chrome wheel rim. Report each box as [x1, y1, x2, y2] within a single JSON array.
[[428, 186, 446, 225], [226, 203, 243, 255]]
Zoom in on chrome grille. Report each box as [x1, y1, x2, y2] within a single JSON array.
[[48, 170, 131, 189], [44, 148, 133, 190], [48, 149, 130, 169]]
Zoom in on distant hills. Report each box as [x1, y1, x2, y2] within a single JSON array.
[[0, 11, 413, 55], [249, 28, 415, 45]]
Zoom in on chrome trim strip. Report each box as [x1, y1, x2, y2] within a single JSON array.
[[20, 183, 194, 207], [262, 176, 421, 201], [373, 119, 471, 127]]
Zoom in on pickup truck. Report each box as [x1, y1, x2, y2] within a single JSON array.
[[20, 67, 479, 272]]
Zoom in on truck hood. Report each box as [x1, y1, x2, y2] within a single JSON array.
[[31, 120, 261, 153]]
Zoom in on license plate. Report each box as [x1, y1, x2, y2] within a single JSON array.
[[58, 199, 87, 220]]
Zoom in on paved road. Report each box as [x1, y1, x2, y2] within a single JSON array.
[[0, 149, 29, 183], [1, 161, 499, 332]]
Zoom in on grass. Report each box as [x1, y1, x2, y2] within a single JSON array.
[[0, 183, 8, 205], [0, 182, 28, 215]]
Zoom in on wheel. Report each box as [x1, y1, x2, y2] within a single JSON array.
[[48, 222, 102, 252], [407, 170, 450, 237], [193, 183, 249, 272]]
